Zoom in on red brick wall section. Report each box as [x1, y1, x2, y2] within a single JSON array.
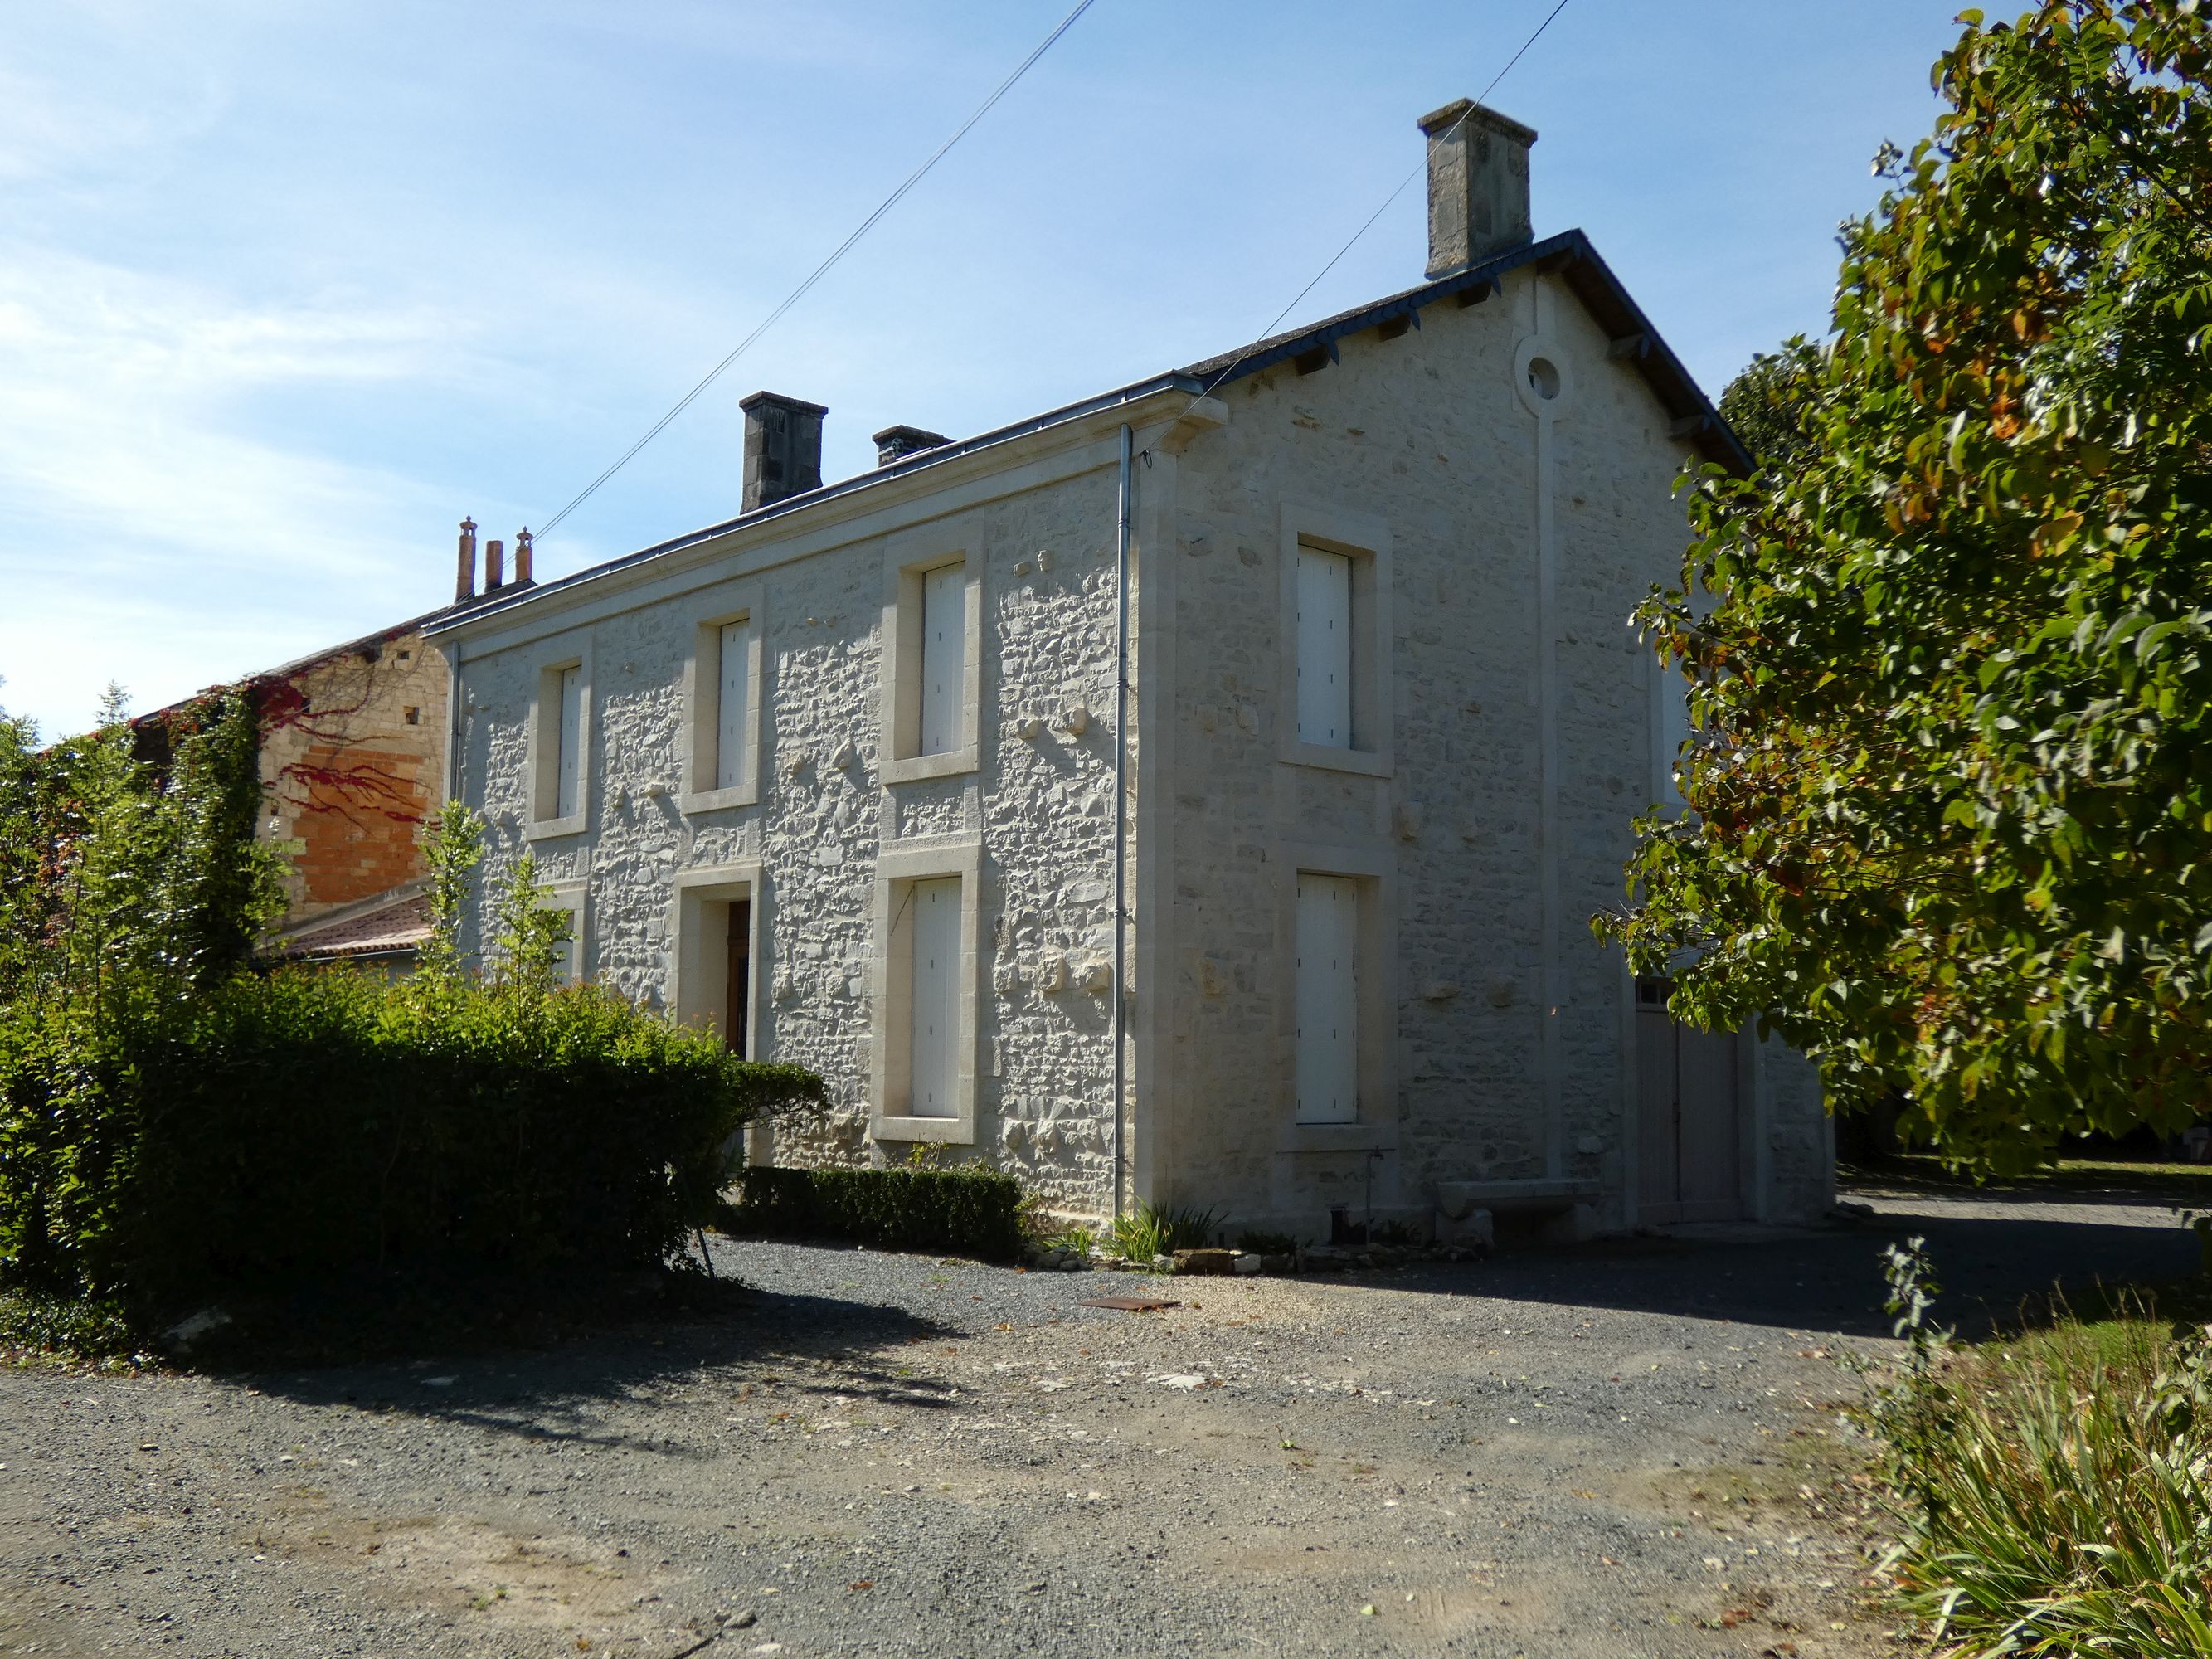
[[292, 746, 432, 907]]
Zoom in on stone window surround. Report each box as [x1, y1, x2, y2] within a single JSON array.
[[668, 859, 766, 1054], [868, 833, 984, 1145], [879, 528, 982, 786], [1275, 499, 1393, 779], [524, 634, 593, 841], [678, 578, 768, 815], [1271, 834, 1398, 1155], [541, 878, 589, 985]]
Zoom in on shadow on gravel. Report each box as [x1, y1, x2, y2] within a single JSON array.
[[1361, 1199, 2200, 1342], [216, 1281, 960, 1441]]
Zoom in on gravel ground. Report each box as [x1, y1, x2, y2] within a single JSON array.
[[0, 1183, 2196, 1659]]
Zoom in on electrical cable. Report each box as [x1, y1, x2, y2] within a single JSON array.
[[1179, 0, 1573, 412], [536, 0, 1101, 542]]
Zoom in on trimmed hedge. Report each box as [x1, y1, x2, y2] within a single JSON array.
[[0, 969, 825, 1306], [728, 1164, 1027, 1261]]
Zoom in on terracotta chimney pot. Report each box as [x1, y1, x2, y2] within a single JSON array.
[[455, 517, 479, 602]]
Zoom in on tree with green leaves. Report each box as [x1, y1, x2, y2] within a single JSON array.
[[1601, 1, 2212, 1171], [1716, 343, 1821, 470], [491, 851, 574, 994]]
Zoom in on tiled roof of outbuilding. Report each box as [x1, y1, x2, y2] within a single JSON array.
[[270, 890, 430, 962]]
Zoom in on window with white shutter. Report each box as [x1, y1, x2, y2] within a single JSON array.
[[715, 619, 751, 791], [917, 562, 962, 757], [555, 664, 582, 820], [1295, 872, 1359, 1124], [1296, 545, 1354, 747]]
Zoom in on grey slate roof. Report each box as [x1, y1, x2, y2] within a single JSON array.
[[429, 227, 1743, 635]]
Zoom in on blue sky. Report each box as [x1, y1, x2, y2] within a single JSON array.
[[0, 1, 1966, 739]]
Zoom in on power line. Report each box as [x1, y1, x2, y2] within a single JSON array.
[[537, 0, 1101, 542], [1182, 0, 1573, 411]]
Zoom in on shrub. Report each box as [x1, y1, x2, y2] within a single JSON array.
[[1106, 1205, 1164, 1265], [0, 968, 825, 1308], [1149, 1203, 1223, 1253], [1865, 1241, 2212, 1657], [727, 1164, 1027, 1262], [1236, 1228, 1298, 1255]]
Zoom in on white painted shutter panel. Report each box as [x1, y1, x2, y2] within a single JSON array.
[[1296, 546, 1353, 747], [918, 562, 962, 756], [908, 878, 960, 1117], [715, 619, 751, 791], [555, 665, 582, 819], [1660, 674, 1693, 807], [1294, 873, 1358, 1123]]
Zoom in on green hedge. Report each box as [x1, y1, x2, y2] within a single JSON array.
[[0, 969, 825, 1306], [728, 1164, 1027, 1261]]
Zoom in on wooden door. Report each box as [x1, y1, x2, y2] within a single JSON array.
[[724, 899, 751, 1059], [908, 878, 960, 1117], [1295, 873, 1359, 1123], [1635, 979, 1743, 1224]]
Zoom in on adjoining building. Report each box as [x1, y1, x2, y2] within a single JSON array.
[[429, 102, 1837, 1238], [143, 523, 533, 975]]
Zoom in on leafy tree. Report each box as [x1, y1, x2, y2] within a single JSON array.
[[416, 799, 484, 987], [1601, 2, 2212, 1171], [1717, 343, 1821, 470], [491, 851, 573, 993]]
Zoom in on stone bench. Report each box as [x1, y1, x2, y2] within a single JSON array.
[[1434, 1178, 1603, 1245]]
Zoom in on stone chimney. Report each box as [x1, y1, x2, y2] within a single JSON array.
[[455, 517, 478, 602], [1417, 99, 1538, 280], [873, 425, 949, 467], [513, 528, 534, 586], [484, 537, 505, 590], [741, 391, 827, 512]]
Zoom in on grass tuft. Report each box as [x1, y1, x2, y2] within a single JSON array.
[[1864, 1242, 2212, 1657]]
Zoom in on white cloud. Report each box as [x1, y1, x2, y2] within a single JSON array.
[[0, 248, 477, 733]]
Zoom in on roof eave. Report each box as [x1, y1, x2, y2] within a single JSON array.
[[425, 372, 1207, 639], [1186, 228, 1750, 477]]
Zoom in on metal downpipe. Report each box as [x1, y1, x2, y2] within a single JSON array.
[[1111, 422, 1132, 1221]]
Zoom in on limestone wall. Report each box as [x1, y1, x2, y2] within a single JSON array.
[[1154, 266, 1835, 1233], [450, 456, 1135, 1212], [442, 270, 1835, 1237]]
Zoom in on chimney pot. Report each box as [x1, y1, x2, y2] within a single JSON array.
[[1417, 100, 1537, 280], [485, 538, 505, 589], [872, 425, 950, 467], [514, 528, 534, 586], [740, 390, 828, 513], [455, 517, 478, 603]]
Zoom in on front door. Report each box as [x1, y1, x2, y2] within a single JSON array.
[[908, 878, 960, 1117], [1635, 979, 1743, 1224], [724, 899, 751, 1059]]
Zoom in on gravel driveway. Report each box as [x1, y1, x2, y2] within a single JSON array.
[[1, 1184, 2195, 1659]]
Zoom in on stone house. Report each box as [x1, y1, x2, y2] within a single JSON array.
[[145, 522, 533, 974], [430, 100, 1836, 1238]]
